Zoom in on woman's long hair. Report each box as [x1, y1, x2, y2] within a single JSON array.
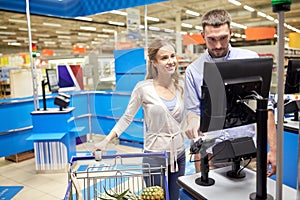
[[145, 39, 183, 96]]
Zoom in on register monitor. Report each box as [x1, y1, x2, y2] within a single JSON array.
[[284, 58, 300, 94], [46, 68, 59, 93], [199, 57, 273, 179]]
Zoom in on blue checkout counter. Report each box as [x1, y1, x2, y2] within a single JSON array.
[[0, 91, 144, 172]]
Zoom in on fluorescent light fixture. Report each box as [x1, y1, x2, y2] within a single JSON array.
[[242, 34, 246, 39], [266, 15, 275, 21], [231, 22, 247, 29], [108, 21, 125, 26], [146, 16, 160, 22], [180, 31, 188, 35], [0, 26, 7, 29], [3, 39, 17, 43], [17, 37, 28, 40], [243, 5, 255, 12], [257, 11, 267, 18], [228, 0, 241, 6], [181, 23, 193, 28], [75, 16, 93, 21], [195, 25, 203, 30], [8, 19, 27, 23], [8, 42, 21, 46], [0, 32, 16, 35], [102, 28, 115, 33], [80, 26, 96, 31], [43, 22, 62, 27], [58, 35, 71, 39], [233, 33, 242, 38], [35, 34, 50, 37], [78, 32, 91, 36], [91, 41, 101, 45], [274, 19, 279, 24], [18, 28, 37, 32], [56, 31, 71, 34], [149, 26, 160, 31], [97, 34, 109, 38], [39, 38, 52, 41], [185, 10, 200, 17], [164, 28, 174, 33], [110, 10, 127, 16], [44, 41, 56, 45], [77, 36, 89, 40]]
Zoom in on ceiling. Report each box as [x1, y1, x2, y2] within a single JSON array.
[[0, 0, 300, 56]]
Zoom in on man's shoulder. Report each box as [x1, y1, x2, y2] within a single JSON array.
[[230, 47, 259, 58]]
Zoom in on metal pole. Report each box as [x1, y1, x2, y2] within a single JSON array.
[[144, 5, 148, 50], [276, 10, 285, 200], [25, 0, 39, 111]]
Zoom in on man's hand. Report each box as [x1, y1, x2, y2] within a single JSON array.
[[267, 150, 276, 177], [185, 114, 200, 139]]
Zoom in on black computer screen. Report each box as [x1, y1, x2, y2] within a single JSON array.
[[46, 69, 59, 92], [284, 59, 300, 94], [200, 57, 273, 132]]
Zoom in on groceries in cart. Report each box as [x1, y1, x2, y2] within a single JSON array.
[[64, 152, 169, 200]]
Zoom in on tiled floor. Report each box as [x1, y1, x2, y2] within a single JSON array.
[[0, 134, 143, 200]]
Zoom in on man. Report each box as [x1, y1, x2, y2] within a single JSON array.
[[184, 9, 276, 176]]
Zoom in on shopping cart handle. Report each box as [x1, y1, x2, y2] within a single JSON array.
[[69, 151, 168, 163]]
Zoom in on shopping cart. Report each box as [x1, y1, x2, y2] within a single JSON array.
[[64, 152, 169, 200]]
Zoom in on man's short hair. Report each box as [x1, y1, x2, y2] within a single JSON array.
[[201, 9, 232, 29]]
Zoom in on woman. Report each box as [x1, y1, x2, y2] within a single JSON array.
[[94, 39, 186, 200]]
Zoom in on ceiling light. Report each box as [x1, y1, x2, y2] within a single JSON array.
[[77, 36, 89, 40], [180, 31, 188, 35], [231, 22, 247, 29], [195, 25, 203, 30], [0, 26, 7, 29], [44, 41, 56, 45], [108, 21, 125, 26], [181, 23, 193, 28], [149, 26, 160, 31], [266, 15, 275, 21], [80, 26, 96, 31], [228, 0, 241, 6], [43, 22, 61, 27], [146, 16, 160, 22], [18, 28, 37, 32], [17, 37, 28, 40], [110, 10, 127, 16], [164, 29, 174, 33], [185, 10, 200, 17], [75, 16, 93, 21], [97, 34, 109, 38], [102, 29, 115, 33], [8, 42, 21, 46], [78, 32, 91, 36], [58, 35, 71, 39], [8, 19, 27, 23], [257, 11, 267, 18], [35, 34, 50, 37], [243, 5, 255, 12], [3, 39, 17, 43], [56, 31, 71, 34], [0, 32, 16, 35]]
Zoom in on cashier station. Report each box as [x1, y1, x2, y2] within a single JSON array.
[[177, 58, 299, 200]]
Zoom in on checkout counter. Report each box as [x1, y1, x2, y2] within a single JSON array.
[[178, 101, 300, 199]]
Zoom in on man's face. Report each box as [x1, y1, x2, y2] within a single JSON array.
[[201, 24, 232, 58]]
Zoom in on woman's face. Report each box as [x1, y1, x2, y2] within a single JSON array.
[[152, 44, 177, 76]]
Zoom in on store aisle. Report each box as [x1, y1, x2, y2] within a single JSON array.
[[0, 135, 143, 200]]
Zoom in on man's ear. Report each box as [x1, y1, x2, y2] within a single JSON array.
[[201, 31, 205, 39]]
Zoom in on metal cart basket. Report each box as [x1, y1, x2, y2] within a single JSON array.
[[64, 152, 169, 200]]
